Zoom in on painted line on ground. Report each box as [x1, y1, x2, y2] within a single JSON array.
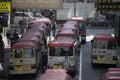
[[79, 46, 82, 80]]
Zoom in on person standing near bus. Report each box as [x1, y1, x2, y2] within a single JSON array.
[[0, 39, 5, 63], [52, 21, 56, 37], [41, 49, 48, 73], [6, 30, 11, 46], [13, 30, 19, 41]]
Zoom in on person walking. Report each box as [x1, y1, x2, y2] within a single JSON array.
[[0, 34, 2, 40], [6, 30, 11, 46], [10, 35, 16, 46], [41, 49, 48, 73], [0, 39, 5, 63], [13, 30, 19, 41], [52, 21, 56, 37]]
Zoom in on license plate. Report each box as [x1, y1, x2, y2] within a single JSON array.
[[54, 64, 62, 69], [15, 65, 22, 70]]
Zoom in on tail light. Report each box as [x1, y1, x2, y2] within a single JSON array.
[[69, 65, 75, 70], [92, 55, 97, 59], [113, 56, 118, 60], [31, 64, 36, 69], [81, 34, 86, 37], [48, 65, 53, 69]]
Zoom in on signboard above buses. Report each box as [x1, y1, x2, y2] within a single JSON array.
[[12, 0, 63, 10], [0, 1, 11, 12], [96, 0, 120, 11]]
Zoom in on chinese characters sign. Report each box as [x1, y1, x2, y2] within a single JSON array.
[[96, 0, 120, 11], [0, 1, 11, 12]]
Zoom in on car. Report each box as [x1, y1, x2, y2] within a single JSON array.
[[13, 11, 35, 25], [86, 17, 106, 27], [33, 12, 45, 19]]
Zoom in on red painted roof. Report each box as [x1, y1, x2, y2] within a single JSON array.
[[45, 69, 67, 74], [11, 41, 36, 49], [108, 68, 120, 72], [29, 22, 46, 28], [17, 36, 39, 43], [21, 31, 41, 38], [38, 69, 72, 80], [26, 28, 45, 34], [104, 71, 120, 80], [56, 30, 76, 38], [69, 17, 85, 22], [94, 33, 116, 41], [31, 18, 51, 26], [48, 38, 75, 47]]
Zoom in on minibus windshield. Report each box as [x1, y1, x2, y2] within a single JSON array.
[[23, 48, 34, 58], [49, 47, 73, 56]]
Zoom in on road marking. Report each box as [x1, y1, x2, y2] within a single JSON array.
[[79, 46, 82, 80]]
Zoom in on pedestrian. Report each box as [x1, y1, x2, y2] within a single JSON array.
[[62, 57, 70, 70], [0, 39, 5, 63], [18, 20, 24, 33], [52, 21, 56, 37], [0, 34, 2, 40], [10, 36, 16, 46], [41, 49, 48, 73], [13, 30, 19, 41], [6, 30, 11, 46]]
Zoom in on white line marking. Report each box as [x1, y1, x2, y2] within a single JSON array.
[[79, 46, 82, 80]]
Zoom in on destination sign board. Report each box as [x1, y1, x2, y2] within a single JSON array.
[[12, 0, 63, 10], [0, 1, 11, 12], [96, 0, 120, 11]]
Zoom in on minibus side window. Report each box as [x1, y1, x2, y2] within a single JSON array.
[[23, 48, 34, 58], [14, 50, 22, 58]]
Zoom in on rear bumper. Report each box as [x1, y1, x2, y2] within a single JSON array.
[[9, 69, 36, 75], [92, 59, 117, 65]]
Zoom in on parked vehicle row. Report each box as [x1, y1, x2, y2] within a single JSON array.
[[8, 18, 51, 76], [46, 19, 84, 76]]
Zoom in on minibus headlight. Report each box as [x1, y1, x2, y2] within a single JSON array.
[[81, 34, 86, 37], [48, 65, 53, 69], [70, 65, 75, 69]]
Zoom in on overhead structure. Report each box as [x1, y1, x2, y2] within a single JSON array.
[[12, 0, 63, 10], [95, 0, 120, 11]]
